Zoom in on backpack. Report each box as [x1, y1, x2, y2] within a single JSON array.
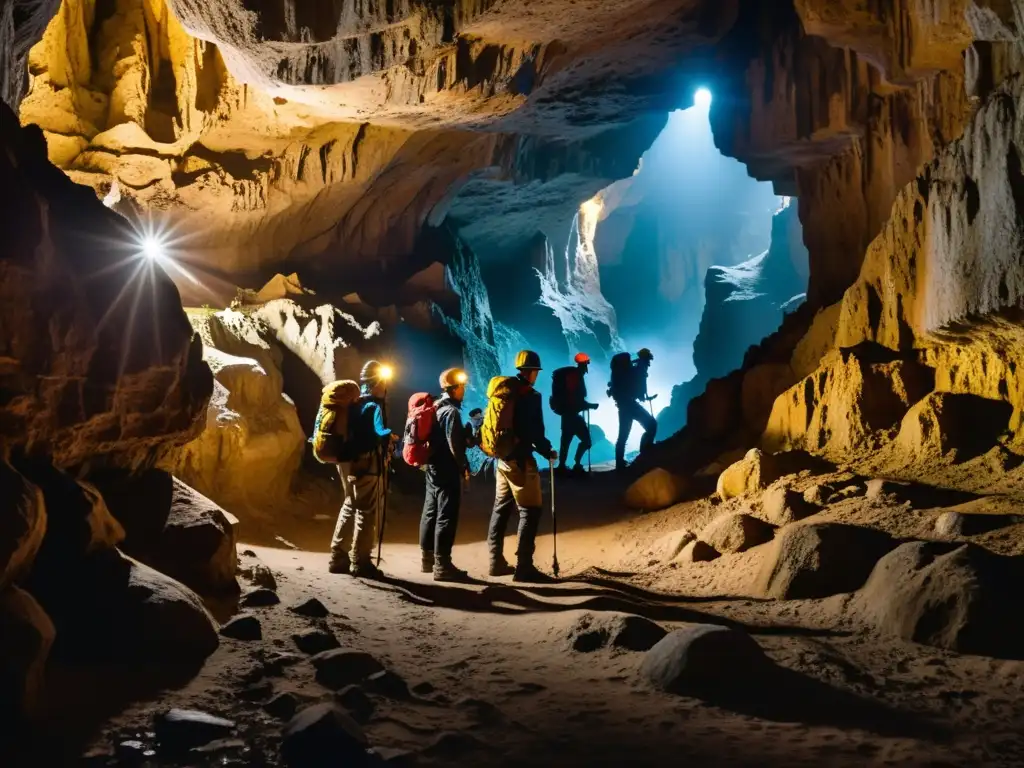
[[549, 366, 579, 416], [402, 393, 437, 468], [608, 352, 635, 400], [480, 376, 524, 459], [310, 380, 361, 463]]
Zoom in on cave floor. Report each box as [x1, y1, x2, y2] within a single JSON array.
[[36, 472, 1024, 766]]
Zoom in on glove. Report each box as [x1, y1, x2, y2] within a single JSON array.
[[548, 449, 559, 461], [589, 403, 600, 411]]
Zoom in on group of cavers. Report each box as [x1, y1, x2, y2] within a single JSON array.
[[309, 348, 659, 584]]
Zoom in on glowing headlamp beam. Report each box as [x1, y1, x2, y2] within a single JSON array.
[[141, 236, 165, 262], [379, 365, 394, 381], [455, 372, 467, 384]]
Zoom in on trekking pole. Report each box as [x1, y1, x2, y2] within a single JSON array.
[[550, 460, 560, 578], [375, 383, 391, 568], [586, 409, 592, 474]]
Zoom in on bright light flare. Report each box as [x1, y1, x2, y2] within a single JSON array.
[[141, 236, 165, 262], [694, 87, 712, 108], [379, 364, 394, 381], [580, 196, 603, 221], [455, 371, 468, 384]]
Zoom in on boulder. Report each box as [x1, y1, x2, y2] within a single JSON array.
[[264, 692, 300, 720], [220, 615, 262, 641], [934, 510, 1022, 537], [290, 598, 330, 618], [675, 540, 721, 563], [760, 484, 815, 526], [155, 709, 235, 753], [281, 703, 369, 767], [364, 670, 411, 699], [0, 586, 55, 722], [716, 449, 784, 500], [755, 523, 896, 599], [802, 482, 834, 507], [241, 562, 278, 592], [624, 469, 688, 510], [293, 628, 341, 655], [652, 529, 696, 562], [241, 588, 281, 608], [850, 541, 1024, 657], [312, 650, 385, 690], [566, 612, 667, 653], [640, 624, 769, 694], [896, 392, 1012, 462], [335, 685, 375, 721], [0, 460, 46, 590], [698, 513, 775, 554]]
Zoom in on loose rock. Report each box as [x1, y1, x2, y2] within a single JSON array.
[[241, 588, 281, 608], [264, 692, 300, 720], [624, 468, 688, 510], [313, 649, 385, 689], [640, 624, 769, 694], [755, 523, 896, 599], [365, 670, 411, 699], [760, 484, 815, 526], [290, 598, 329, 618], [281, 703, 369, 767], [293, 628, 340, 655], [155, 709, 235, 752], [652, 529, 696, 562], [675, 540, 720, 563], [240, 563, 278, 592], [335, 685, 375, 721], [934, 510, 1021, 538], [698, 512, 775, 554], [716, 449, 784, 500], [566, 612, 667, 653], [220, 615, 262, 641]]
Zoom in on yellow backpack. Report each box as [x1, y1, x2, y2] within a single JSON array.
[[311, 380, 361, 463], [479, 376, 524, 459]]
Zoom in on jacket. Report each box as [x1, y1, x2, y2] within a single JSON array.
[[349, 394, 392, 456], [426, 393, 467, 482], [510, 375, 552, 463]]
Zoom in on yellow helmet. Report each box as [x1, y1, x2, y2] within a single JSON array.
[[439, 367, 468, 389], [514, 349, 542, 370]]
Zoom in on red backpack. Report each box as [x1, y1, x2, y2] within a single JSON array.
[[402, 393, 437, 467]]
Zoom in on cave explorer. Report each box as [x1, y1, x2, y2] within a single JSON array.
[[550, 352, 599, 477], [419, 367, 472, 583], [482, 349, 558, 583], [328, 360, 399, 579], [609, 348, 658, 471]]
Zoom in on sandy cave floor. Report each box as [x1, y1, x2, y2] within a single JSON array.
[[32, 468, 1024, 766]]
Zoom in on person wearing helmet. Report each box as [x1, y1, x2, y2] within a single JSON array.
[[420, 367, 471, 582], [329, 360, 399, 579], [611, 348, 658, 471], [487, 349, 557, 582], [552, 352, 599, 477]]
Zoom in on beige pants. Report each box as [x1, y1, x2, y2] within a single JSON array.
[[330, 455, 382, 566], [496, 457, 543, 508]]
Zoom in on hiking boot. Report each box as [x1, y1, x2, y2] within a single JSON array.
[[554, 465, 571, 477], [615, 460, 630, 472], [420, 551, 434, 574], [433, 558, 471, 583], [328, 556, 350, 575], [571, 464, 588, 477], [513, 563, 555, 584], [350, 561, 384, 580], [488, 559, 515, 577]]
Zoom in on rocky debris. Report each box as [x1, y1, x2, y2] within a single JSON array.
[[762, 346, 935, 462], [241, 588, 281, 607], [760, 484, 816, 526], [0, 459, 46, 590], [897, 392, 1012, 462], [336, 685, 376, 722], [850, 541, 1024, 658], [411, 681, 435, 696], [566, 612, 667, 653], [281, 703, 369, 767], [313, 649, 385, 690], [420, 730, 488, 760], [676, 540, 721, 563], [155, 709, 235, 753], [716, 449, 783, 500], [241, 562, 278, 592], [755, 523, 897, 600], [640, 624, 769, 695], [364, 670, 411, 700], [220, 615, 262, 641], [264, 692, 300, 721], [290, 598, 330, 618], [698, 512, 775, 554], [652, 529, 696, 562], [934, 510, 1023, 537], [624, 469, 688, 510], [827, 482, 867, 503], [802, 483, 834, 507], [867, 478, 974, 508], [0, 585, 55, 721], [293, 628, 340, 655], [239, 680, 274, 702]]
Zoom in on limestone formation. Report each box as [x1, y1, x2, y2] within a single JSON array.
[[0, 460, 46, 590], [716, 449, 784, 500], [0, 586, 55, 722]]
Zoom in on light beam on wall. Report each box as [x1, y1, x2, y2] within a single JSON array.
[[694, 87, 712, 109]]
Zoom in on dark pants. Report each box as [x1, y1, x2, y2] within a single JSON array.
[[487, 458, 542, 566], [419, 471, 461, 560], [615, 399, 657, 464], [558, 412, 591, 468]]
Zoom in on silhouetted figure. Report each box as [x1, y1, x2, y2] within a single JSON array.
[[609, 348, 657, 471], [419, 368, 471, 582], [550, 352, 599, 476], [482, 349, 557, 583]]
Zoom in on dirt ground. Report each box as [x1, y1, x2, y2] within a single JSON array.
[[29, 467, 1024, 766]]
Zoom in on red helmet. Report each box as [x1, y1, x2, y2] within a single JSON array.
[[574, 352, 591, 364]]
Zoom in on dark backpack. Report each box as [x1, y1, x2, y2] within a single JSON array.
[[608, 352, 635, 400], [549, 366, 580, 416]]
